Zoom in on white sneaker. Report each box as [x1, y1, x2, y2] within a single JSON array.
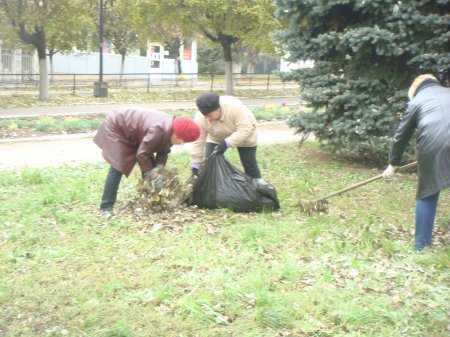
[[254, 178, 270, 186], [254, 178, 268, 185], [100, 208, 113, 218]]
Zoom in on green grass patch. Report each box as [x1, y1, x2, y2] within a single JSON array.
[[0, 115, 103, 137], [251, 104, 295, 121], [0, 143, 448, 337]]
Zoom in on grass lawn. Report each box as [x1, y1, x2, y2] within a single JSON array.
[[0, 143, 449, 337]]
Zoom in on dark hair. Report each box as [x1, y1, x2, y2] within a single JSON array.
[[196, 92, 220, 115]]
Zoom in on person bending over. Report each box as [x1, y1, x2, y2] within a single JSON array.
[[94, 108, 200, 213]]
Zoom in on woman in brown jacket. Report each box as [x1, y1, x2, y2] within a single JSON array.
[[94, 108, 200, 213]]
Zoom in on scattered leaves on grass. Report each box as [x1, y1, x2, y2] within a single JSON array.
[[2, 143, 449, 337]]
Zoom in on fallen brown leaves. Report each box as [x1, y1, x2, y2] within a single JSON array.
[[116, 167, 220, 234], [132, 166, 195, 213]]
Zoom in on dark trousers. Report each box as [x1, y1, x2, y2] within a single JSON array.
[[100, 166, 123, 210], [205, 142, 261, 179], [415, 192, 440, 250]]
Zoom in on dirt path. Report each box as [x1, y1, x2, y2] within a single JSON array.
[[0, 121, 301, 169]]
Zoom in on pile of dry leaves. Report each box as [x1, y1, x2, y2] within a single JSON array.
[[137, 167, 194, 213], [124, 166, 194, 212], [116, 166, 219, 233]]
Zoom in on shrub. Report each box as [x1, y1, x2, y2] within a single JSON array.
[[35, 116, 60, 132], [63, 117, 101, 133], [251, 105, 293, 121]]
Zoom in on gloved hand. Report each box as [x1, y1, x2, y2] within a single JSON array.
[[143, 166, 165, 189], [215, 140, 228, 154], [382, 164, 396, 178], [186, 173, 198, 187]]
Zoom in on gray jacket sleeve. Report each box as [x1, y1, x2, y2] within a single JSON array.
[[389, 103, 418, 166]]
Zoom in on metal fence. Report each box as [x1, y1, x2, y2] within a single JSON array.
[[0, 72, 298, 95], [0, 49, 35, 75]]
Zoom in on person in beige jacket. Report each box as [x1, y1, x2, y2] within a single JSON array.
[[191, 92, 263, 181]]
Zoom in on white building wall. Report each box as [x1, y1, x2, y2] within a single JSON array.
[[52, 52, 151, 74], [179, 40, 198, 79], [0, 39, 198, 83]]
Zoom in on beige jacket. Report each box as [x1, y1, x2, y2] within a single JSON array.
[[191, 95, 257, 166]]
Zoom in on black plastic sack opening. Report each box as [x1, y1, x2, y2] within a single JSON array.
[[193, 153, 280, 212]]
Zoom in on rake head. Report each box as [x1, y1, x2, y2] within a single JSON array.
[[298, 198, 329, 215]]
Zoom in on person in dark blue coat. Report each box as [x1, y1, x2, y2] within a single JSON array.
[[383, 74, 450, 250]]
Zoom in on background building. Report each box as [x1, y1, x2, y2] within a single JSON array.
[[0, 39, 198, 84]]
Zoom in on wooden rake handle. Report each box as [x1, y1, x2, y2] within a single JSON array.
[[316, 161, 417, 202]]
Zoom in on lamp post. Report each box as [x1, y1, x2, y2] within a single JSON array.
[[94, 0, 110, 97]]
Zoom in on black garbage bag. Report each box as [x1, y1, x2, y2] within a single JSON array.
[[192, 153, 280, 212]]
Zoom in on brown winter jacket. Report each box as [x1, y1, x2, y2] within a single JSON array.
[[191, 95, 257, 167], [94, 108, 173, 176]]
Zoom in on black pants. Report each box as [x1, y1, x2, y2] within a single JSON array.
[[205, 142, 261, 179], [100, 166, 123, 210]]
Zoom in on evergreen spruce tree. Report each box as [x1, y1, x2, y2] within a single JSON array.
[[277, 0, 450, 163]]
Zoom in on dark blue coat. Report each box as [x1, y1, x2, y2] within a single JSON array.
[[389, 81, 450, 199]]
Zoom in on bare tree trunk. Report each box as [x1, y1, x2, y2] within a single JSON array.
[[176, 57, 182, 74], [170, 38, 182, 74], [120, 52, 125, 85], [221, 41, 233, 95], [202, 31, 236, 94], [38, 58, 49, 101], [49, 53, 54, 83], [224, 61, 233, 94], [37, 46, 49, 101], [247, 62, 256, 74], [17, 25, 48, 101]]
